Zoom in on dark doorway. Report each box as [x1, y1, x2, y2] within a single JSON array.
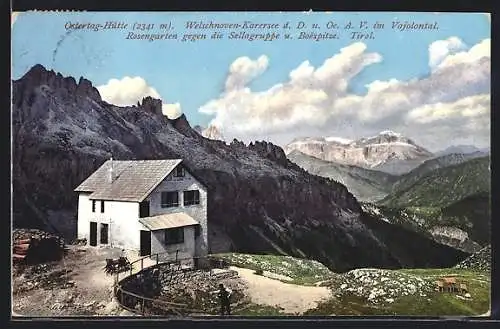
[[140, 230, 151, 256], [139, 201, 150, 218], [100, 223, 109, 244], [89, 222, 97, 246]]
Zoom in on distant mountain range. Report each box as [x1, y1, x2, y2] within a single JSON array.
[[193, 124, 225, 141], [287, 133, 491, 253], [285, 132, 488, 176], [284, 131, 432, 175], [435, 145, 489, 157]]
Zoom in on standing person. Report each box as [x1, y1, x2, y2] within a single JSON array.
[[218, 283, 231, 316]]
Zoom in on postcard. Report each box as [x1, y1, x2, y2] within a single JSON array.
[[11, 11, 491, 318]]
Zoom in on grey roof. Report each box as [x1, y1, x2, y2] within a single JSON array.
[[74, 159, 183, 202], [139, 213, 199, 231]]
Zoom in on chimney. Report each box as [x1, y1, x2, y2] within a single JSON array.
[[108, 156, 114, 183]]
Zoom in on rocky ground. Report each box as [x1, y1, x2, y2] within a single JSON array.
[[333, 268, 432, 305], [157, 268, 249, 315], [455, 245, 491, 272], [12, 245, 136, 317], [11, 247, 334, 317], [12, 249, 491, 317], [308, 267, 491, 316]]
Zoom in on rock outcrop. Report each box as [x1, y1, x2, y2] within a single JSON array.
[[285, 131, 433, 173]]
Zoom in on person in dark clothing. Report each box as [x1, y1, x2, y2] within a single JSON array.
[[218, 283, 231, 316]]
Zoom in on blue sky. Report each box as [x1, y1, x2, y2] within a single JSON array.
[[11, 11, 491, 150]]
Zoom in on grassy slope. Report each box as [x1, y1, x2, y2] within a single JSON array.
[[363, 191, 491, 247], [212, 253, 490, 316], [213, 252, 337, 285], [371, 156, 490, 252], [389, 153, 488, 195], [287, 150, 397, 202], [307, 268, 490, 316], [379, 156, 490, 208]]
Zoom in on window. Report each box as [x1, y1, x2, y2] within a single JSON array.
[[195, 225, 201, 238], [173, 166, 185, 178], [164, 227, 184, 245], [161, 191, 179, 208], [92, 200, 96, 212], [139, 201, 150, 218], [183, 190, 200, 206], [100, 223, 109, 244], [100, 200, 105, 213]]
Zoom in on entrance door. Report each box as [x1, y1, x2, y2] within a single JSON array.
[[140, 230, 151, 256], [100, 223, 109, 244], [89, 222, 97, 246]]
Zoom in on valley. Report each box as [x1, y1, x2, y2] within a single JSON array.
[[287, 137, 490, 254]]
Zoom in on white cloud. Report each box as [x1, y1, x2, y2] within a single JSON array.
[[225, 55, 269, 91], [436, 38, 490, 70], [200, 43, 382, 134], [97, 76, 182, 118], [97, 76, 161, 106], [428, 36, 466, 68], [406, 94, 490, 124], [199, 38, 490, 150], [162, 103, 182, 119]]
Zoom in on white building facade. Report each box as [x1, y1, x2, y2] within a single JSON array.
[[74, 159, 208, 263]]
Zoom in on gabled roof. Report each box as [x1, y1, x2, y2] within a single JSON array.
[[74, 159, 183, 202]]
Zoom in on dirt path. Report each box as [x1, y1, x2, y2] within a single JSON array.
[[12, 246, 155, 317], [232, 267, 331, 315]]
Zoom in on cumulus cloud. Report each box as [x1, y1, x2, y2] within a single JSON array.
[[97, 76, 182, 119], [406, 94, 490, 124], [225, 55, 269, 91], [436, 38, 490, 70], [199, 38, 490, 150], [162, 103, 182, 119], [201, 43, 382, 133], [97, 76, 161, 106], [428, 36, 466, 69]]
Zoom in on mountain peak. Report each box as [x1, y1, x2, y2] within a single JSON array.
[[140, 96, 163, 116], [378, 130, 402, 137], [285, 131, 432, 170], [23, 64, 48, 77], [436, 145, 489, 157], [16, 64, 102, 101], [202, 124, 225, 141]]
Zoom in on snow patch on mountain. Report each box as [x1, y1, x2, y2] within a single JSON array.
[[378, 130, 402, 138], [324, 137, 353, 144]]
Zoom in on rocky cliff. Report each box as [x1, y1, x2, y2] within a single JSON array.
[[12, 65, 468, 272], [285, 131, 433, 174]]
